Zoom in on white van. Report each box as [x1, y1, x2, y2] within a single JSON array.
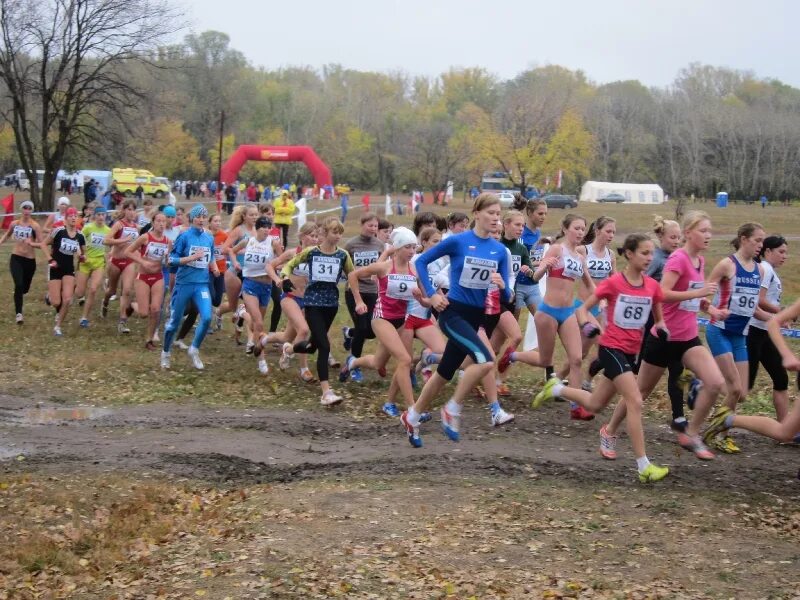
[[15, 168, 46, 191]]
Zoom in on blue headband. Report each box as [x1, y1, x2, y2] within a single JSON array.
[[189, 204, 208, 220]]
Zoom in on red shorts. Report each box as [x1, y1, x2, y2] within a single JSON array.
[[137, 272, 164, 287], [110, 257, 133, 272], [404, 314, 434, 330]]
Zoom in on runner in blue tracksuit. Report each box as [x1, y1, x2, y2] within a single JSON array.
[[161, 204, 220, 370], [400, 194, 511, 447]]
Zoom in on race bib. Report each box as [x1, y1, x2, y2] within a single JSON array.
[[532, 245, 545, 262], [122, 226, 138, 241], [59, 237, 79, 255], [137, 215, 151, 228], [213, 245, 223, 260], [188, 245, 210, 269], [12, 225, 32, 241], [293, 262, 310, 278], [613, 294, 652, 329], [510, 255, 521, 288], [145, 241, 168, 261], [89, 232, 106, 249], [588, 258, 612, 279], [386, 273, 417, 300], [563, 255, 583, 279], [243, 249, 268, 268], [679, 281, 704, 312], [353, 250, 379, 268], [729, 286, 759, 317], [311, 255, 340, 282], [459, 256, 497, 290]]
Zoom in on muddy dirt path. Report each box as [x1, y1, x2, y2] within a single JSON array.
[[1, 394, 798, 497]]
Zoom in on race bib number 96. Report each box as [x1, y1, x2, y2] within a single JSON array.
[[459, 256, 497, 290], [729, 286, 759, 317]]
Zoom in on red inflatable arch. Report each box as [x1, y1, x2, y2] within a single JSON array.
[[220, 145, 333, 188]]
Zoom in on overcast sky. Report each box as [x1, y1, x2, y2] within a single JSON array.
[[183, 0, 798, 87]]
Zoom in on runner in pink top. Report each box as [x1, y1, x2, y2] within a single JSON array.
[[530, 234, 670, 483], [341, 227, 423, 417], [605, 211, 727, 461]]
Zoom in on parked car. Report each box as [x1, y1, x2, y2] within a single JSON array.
[[542, 194, 578, 209], [497, 190, 516, 207], [598, 193, 626, 203]]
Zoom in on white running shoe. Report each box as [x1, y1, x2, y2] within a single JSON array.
[[279, 343, 293, 370], [174, 340, 189, 350], [15, 313, 23, 324], [152, 330, 160, 343], [328, 354, 341, 368], [160, 351, 171, 370], [258, 358, 269, 375], [320, 390, 343, 406], [117, 321, 130, 334], [245, 341, 254, 355], [53, 325, 62, 336], [491, 408, 515, 426], [187, 346, 204, 370]]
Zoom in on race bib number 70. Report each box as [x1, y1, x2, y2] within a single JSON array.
[[459, 256, 497, 290]]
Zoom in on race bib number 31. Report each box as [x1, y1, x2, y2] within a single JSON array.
[[613, 294, 652, 329], [311, 255, 340, 282], [459, 256, 497, 290]]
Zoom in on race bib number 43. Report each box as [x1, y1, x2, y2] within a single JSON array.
[[613, 294, 652, 329], [459, 256, 497, 290], [311, 255, 340, 282]]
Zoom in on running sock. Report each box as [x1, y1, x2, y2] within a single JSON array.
[[425, 352, 441, 365], [723, 413, 735, 429], [545, 366, 554, 379], [636, 456, 651, 473], [489, 401, 501, 414], [552, 383, 565, 398], [407, 406, 420, 425], [445, 398, 461, 415], [509, 352, 517, 364]]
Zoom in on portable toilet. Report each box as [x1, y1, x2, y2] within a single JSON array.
[[716, 192, 728, 208]]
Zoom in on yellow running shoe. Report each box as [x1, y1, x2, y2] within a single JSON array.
[[678, 368, 693, 390], [532, 377, 561, 408], [718, 436, 741, 454], [639, 463, 669, 483]]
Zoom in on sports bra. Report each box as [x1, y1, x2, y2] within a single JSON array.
[[375, 261, 417, 321], [141, 232, 169, 262], [586, 244, 612, 280], [549, 245, 584, 281]]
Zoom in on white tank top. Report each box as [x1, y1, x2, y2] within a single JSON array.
[[750, 261, 780, 331], [586, 244, 613, 280], [241, 236, 274, 278]]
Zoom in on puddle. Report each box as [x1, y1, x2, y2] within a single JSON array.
[[16, 406, 112, 425]]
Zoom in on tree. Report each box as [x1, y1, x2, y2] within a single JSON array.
[[130, 120, 203, 179], [0, 0, 178, 209]]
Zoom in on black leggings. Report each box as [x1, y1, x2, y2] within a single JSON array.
[[294, 304, 338, 382], [747, 326, 788, 391], [278, 223, 289, 248], [10, 254, 36, 314], [637, 315, 685, 420], [437, 301, 492, 381], [268, 283, 282, 332], [345, 289, 377, 357]]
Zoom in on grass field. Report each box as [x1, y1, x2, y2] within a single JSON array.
[[2, 194, 799, 598]]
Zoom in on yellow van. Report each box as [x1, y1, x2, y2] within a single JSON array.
[[112, 168, 170, 198]]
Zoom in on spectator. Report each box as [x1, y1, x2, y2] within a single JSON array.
[[274, 190, 295, 247], [246, 182, 257, 203], [761, 194, 768, 209], [135, 183, 144, 202], [225, 182, 237, 215]]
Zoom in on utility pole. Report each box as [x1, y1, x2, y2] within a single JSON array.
[[216, 110, 225, 189]]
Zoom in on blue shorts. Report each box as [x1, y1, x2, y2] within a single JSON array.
[[572, 298, 601, 318], [538, 301, 577, 326], [515, 283, 542, 310], [242, 278, 271, 307], [280, 292, 304, 309], [706, 325, 748, 362]]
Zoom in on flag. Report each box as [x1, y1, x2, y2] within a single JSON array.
[[295, 197, 307, 228], [556, 169, 563, 189], [1, 193, 14, 229], [385, 194, 393, 216]]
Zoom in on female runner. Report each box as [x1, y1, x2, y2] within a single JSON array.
[[515, 199, 548, 318], [603, 211, 726, 460], [0, 200, 42, 323], [702, 223, 768, 453], [75, 207, 111, 327], [533, 234, 670, 482], [529, 214, 595, 421], [746, 235, 789, 421], [41, 207, 85, 336], [400, 193, 511, 447], [217, 204, 258, 323], [102, 199, 139, 332], [339, 227, 421, 416], [280, 217, 357, 405], [125, 212, 170, 350]]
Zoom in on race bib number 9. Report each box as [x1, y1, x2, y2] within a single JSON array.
[[459, 256, 497, 290], [59, 237, 79, 255], [353, 250, 379, 268], [679, 281, 704, 312], [311, 255, 340, 282], [189, 245, 210, 269], [729, 286, 759, 317], [613, 294, 652, 329], [386, 273, 417, 300]]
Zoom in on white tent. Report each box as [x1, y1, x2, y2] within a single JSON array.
[[580, 181, 664, 204]]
